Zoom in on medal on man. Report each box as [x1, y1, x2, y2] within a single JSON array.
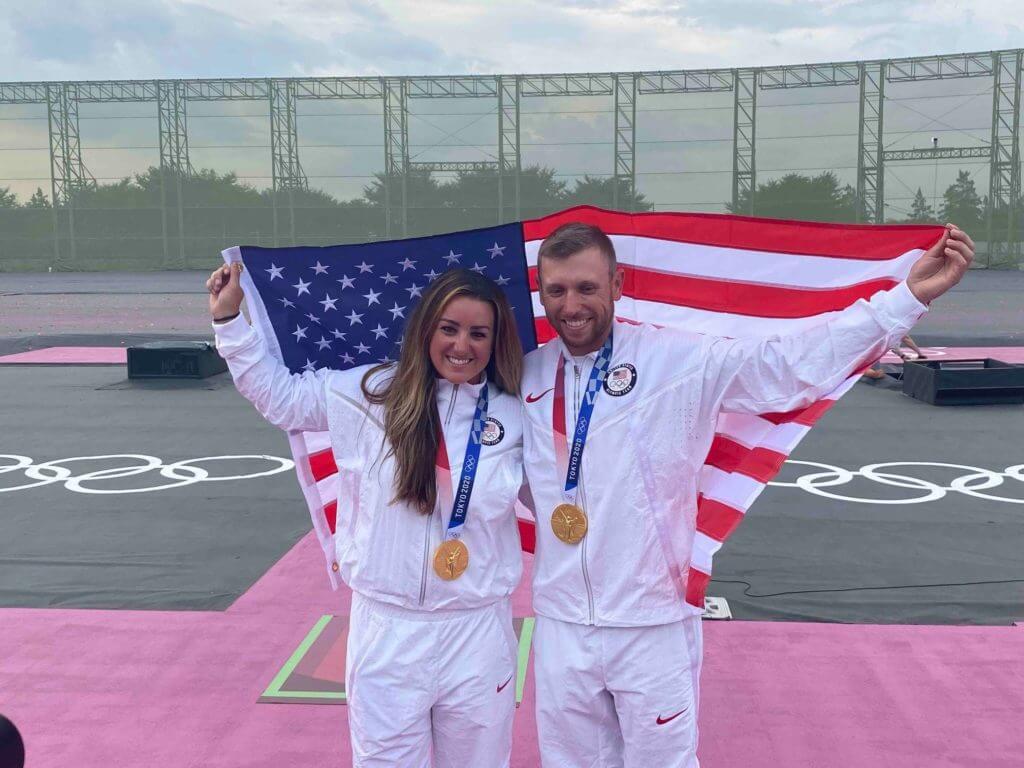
[[551, 502, 588, 544]]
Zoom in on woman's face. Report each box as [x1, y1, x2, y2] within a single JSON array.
[[429, 295, 495, 385]]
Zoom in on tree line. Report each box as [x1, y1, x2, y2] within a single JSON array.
[[0, 164, 1004, 269]]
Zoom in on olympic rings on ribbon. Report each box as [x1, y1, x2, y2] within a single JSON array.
[[769, 460, 1024, 505], [0, 454, 294, 494]]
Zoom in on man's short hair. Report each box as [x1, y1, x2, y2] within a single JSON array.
[[537, 222, 617, 278]]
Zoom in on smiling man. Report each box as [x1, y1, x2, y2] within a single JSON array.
[[519, 221, 974, 767]]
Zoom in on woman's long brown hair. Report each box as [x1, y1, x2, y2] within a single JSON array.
[[360, 268, 522, 515]]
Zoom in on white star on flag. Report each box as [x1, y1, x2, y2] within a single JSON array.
[[302, 358, 317, 372], [340, 353, 355, 364], [425, 269, 441, 281], [371, 324, 388, 339], [405, 283, 423, 298], [315, 337, 332, 350], [292, 325, 308, 341], [388, 303, 406, 320], [319, 294, 338, 311], [444, 250, 462, 265], [363, 289, 382, 306], [337, 275, 355, 289], [311, 261, 329, 275], [487, 242, 506, 258], [279, 296, 295, 308], [355, 342, 371, 355], [399, 258, 416, 271], [495, 274, 510, 286], [346, 310, 364, 326], [266, 264, 284, 280], [380, 272, 398, 285], [305, 312, 321, 324], [357, 261, 374, 274], [470, 262, 486, 274], [293, 278, 311, 296], [331, 328, 347, 340]]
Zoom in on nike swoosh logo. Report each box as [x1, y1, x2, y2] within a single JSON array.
[[525, 387, 555, 403], [497, 674, 514, 693], [656, 709, 687, 725]]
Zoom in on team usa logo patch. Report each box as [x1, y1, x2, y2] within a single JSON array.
[[481, 417, 505, 446], [603, 363, 637, 397]]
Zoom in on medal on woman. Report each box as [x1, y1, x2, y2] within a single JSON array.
[[433, 539, 470, 580]]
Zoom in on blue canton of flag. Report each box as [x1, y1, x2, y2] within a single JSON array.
[[237, 223, 536, 375]]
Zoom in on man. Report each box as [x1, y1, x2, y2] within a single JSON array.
[[520, 221, 974, 767]]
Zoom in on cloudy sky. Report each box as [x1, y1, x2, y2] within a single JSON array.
[[1, 0, 1021, 81]]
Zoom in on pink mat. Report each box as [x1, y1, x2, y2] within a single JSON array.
[[0, 532, 1020, 767], [0, 346, 127, 364]]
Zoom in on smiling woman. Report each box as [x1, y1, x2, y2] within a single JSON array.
[[208, 262, 528, 767]]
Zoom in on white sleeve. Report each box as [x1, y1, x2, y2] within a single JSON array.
[[213, 315, 331, 432], [705, 281, 928, 415]]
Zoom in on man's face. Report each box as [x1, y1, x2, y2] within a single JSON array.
[[538, 246, 624, 356]]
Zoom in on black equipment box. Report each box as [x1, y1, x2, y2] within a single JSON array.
[[127, 341, 227, 379], [901, 358, 1024, 406]]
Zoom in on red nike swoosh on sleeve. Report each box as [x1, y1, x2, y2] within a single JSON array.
[[526, 387, 555, 403]]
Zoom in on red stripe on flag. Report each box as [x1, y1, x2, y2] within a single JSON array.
[[518, 518, 536, 554], [534, 317, 557, 343], [759, 398, 837, 426], [696, 495, 745, 542], [705, 435, 787, 483], [529, 265, 895, 319], [685, 567, 711, 608], [308, 448, 337, 483], [323, 500, 338, 535], [523, 205, 943, 261]]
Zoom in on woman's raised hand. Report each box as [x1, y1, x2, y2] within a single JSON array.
[[206, 262, 245, 320]]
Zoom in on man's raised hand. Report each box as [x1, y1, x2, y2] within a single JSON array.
[[207, 262, 245, 320], [906, 224, 975, 305]]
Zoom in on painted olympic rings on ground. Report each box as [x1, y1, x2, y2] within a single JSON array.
[[770, 460, 1024, 505], [0, 454, 294, 494]]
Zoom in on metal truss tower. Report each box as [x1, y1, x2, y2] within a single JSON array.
[[987, 49, 1022, 266], [857, 61, 885, 224], [269, 78, 308, 246], [731, 69, 757, 214], [46, 83, 94, 268], [613, 73, 637, 211], [383, 78, 409, 238], [498, 75, 521, 222], [157, 80, 191, 267]]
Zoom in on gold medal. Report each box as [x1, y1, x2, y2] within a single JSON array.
[[551, 503, 588, 544], [433, 539, 469, 580]]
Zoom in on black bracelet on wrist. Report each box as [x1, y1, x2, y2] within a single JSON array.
[[214, 311, 240, 323]]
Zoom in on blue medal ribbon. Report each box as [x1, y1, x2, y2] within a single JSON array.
[[561, 333, 613, 500], [440, 384, 489, 540]]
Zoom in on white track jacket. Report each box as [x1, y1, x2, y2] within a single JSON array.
[[520, 282, 927, 627], [214, 316, 524, 612]]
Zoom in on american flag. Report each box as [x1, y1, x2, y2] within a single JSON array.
[[225, 206, 943, 608]]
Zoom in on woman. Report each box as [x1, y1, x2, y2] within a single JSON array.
[[206, 263, 525, 767]]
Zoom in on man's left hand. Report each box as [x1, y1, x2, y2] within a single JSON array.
[[907, 224, 975, 305]]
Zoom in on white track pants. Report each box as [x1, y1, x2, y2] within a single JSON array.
[[346, 593, 518, 768], [534, 613, 703, 768]]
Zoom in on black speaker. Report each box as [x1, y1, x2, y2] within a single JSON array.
[[902, 358, 1024, 405], [127, 341, 228, 379]]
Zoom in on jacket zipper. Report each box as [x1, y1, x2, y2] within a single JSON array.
[[419, 383, 460, 606], [573, 362, 596, 625]]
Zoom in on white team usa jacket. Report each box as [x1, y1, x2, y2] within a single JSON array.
[[214, 315, 524, 612], [520, 281, 928, 628]]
